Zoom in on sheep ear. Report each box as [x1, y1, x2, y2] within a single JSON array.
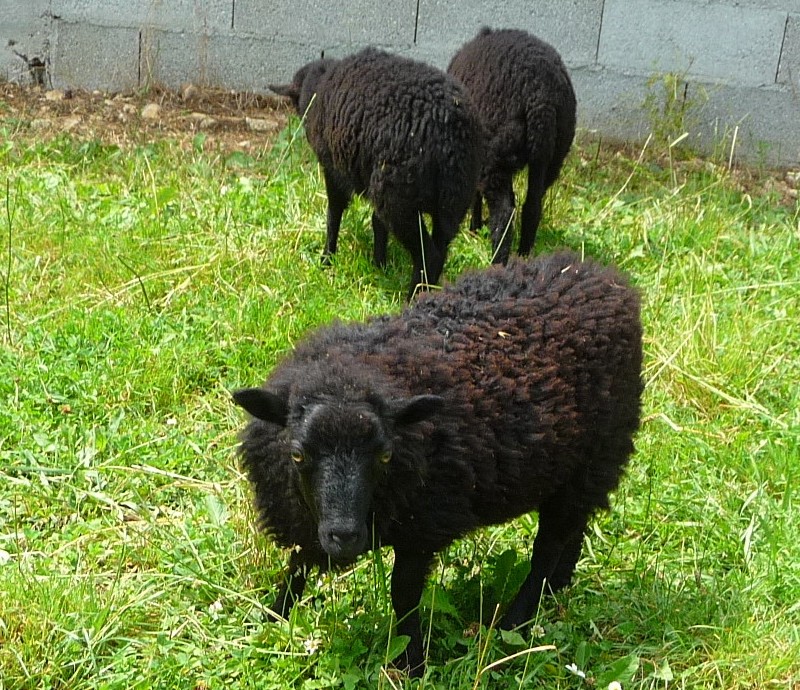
[[270, 83, 299, 100], [391, 395, 444, 427], [232, 388, 288, 426]]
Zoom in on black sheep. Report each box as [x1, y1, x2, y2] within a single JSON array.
[[233, 251, 643, 676], [448, 28, 577, 263], [271, 48, 483, 299]]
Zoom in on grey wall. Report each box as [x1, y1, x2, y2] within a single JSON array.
[[2, 0, 799, 165]]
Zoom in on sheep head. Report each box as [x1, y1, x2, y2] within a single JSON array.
[[233, 385, 442, 562], [269, 58, 337, 118]]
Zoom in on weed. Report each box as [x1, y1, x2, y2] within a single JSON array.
[[643, 72, 707, 155]]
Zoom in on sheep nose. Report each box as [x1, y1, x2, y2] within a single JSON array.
[[320, 523, 366, 560], [329, 528, 361, 548]]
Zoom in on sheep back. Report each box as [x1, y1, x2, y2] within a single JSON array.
[[304, 48, 482, 221], [448, 27, 576, 188]]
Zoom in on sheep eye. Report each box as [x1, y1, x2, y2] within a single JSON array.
[[290, 444, 304, 464], [379, 449, 392, 464]]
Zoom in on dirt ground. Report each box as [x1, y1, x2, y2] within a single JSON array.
[[1, 80, 797, 206], [0, 81, 291, 153]]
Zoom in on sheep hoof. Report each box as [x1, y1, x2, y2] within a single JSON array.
[[468, 217, 484, 233], [390, 647, 426, 679], [498, 599, 534, 632], [547, 573, 573, 592], [267, 587, 299, 623]]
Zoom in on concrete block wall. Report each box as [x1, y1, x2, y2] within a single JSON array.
[[2, 0, 798, 165]]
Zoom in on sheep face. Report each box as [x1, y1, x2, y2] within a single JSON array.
[[292, 402, 393, 561], [233, 387, 443, 563]]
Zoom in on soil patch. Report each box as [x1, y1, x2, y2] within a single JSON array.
[[0, 81, 291, 153]]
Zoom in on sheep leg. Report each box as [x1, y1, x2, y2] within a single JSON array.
[[469, 193, 484, 232], [517, 166, 546, 256], [500, 500, 589, 630], [371, 211, 389, 269], [428, 208, 462, 280], [390, 548, 434, 677], [322, 172, 351, 264], [392, 212, 439, 300], [269, 550, 311, 621], [484, 177, 515, 265], [548, 530, 585, 592]]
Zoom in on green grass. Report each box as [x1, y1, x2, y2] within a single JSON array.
[[1, 112, 798, 689]]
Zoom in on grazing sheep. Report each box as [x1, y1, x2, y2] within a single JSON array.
[[271, 48, 483, 299], [448, 27, 577, 264], [233, 251, 642, 676]]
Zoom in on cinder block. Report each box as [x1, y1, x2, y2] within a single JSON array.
[[234, 0, 416, 47], [415, 0, 603, 68], [51, 0, 233, 33], [778, 14, 800, 89], [143, 29, 320, 91], [1, 29, 50, 84], [404, 44, 455, 72], [600, 0, 786, 87], [729, 0, 800, 11], [569, 66, 654, 140], [0, 0, 50, 24], [573, 64, 800, 166], [1, 0, 50, 83], [694, 82, 800, 165], [51, 21, 140, 91]]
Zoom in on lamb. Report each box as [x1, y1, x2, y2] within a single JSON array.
[[271, 48, 483, 299], [448, 27, 577, 264], [233, 251, 643, 677]]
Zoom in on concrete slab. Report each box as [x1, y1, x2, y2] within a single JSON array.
[[415, 0, 603, 67], [601, 0, 787, 87]]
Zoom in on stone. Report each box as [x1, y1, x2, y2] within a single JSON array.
[[180, 83, 199, 101], [246, 116, 278, 132], [141, 102, 162, 120]]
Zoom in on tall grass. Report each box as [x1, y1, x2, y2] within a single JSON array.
[[1, 114, 798, 689]]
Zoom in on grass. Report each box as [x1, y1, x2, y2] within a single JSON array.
[[0, 108, 798, 689]]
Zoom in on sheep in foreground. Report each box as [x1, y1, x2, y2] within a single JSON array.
[[448, 27, 577, 264], [271, 48, 483, 299], [233, 251, 643, 676]]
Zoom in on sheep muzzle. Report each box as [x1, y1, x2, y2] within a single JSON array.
[[317, 520, 369, 562]]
